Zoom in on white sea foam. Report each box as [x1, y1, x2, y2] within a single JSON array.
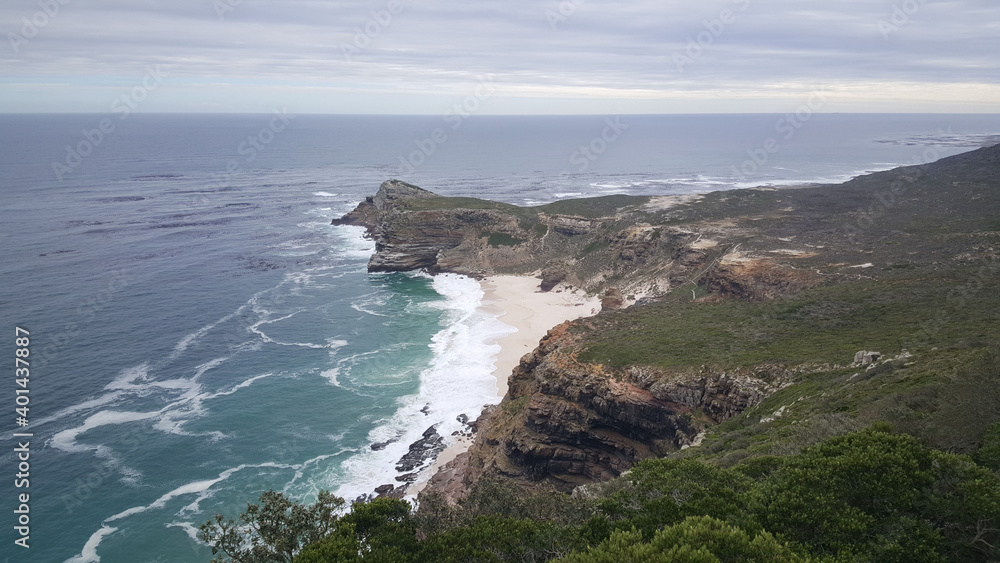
[[51, 410, 161, 454], [171, 308, 244, 361], [250, 314, 347, 349], [321, 368, 341, 387], [333, 273, 515, 502], [283, 450, 352, 497], [31, 391, 123, 429], [351, 292, 390, 316], [104, 363, 152, 391], [109, 463, 295, 522], [313, 191, 338, 197], [70, 462, 300, 562], [52, 366, 275, 457], [165, 521, 202, 543], [153, 369, 276, 438], [207, 372, 275, 398], [332, 224, 376, 261], [65, 525, 117, 563], [118, 465, 144, 487]]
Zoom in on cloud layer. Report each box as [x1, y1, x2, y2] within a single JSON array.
[[2, 0, 998, 113]]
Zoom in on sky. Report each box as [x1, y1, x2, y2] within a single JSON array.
[[1, 0, 998, 114]]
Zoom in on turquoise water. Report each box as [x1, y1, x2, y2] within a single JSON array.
[[1, 114, 999, 561]]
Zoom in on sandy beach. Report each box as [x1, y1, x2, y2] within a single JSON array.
[[479, 276, 601, 397], [408, 274, 601, 497]]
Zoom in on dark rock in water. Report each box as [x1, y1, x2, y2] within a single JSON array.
[[457, 413, 469, 425], [421, 404, 431, 415], [376, 484, 407, 499], [370, 437, 398, 451], [395, 472, 419, 483], [395, 425, 445, 473]]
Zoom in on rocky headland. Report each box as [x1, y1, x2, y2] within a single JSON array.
[[334, 144, 1000, 500]]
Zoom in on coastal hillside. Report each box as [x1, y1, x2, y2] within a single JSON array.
[[199, 145, 1000, 563], [334, 144, 1000, 497]]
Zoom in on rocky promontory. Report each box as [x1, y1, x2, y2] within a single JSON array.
[[334, 144, 1000, 500]]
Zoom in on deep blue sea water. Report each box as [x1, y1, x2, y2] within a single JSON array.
[[1, 113, 999, 562]]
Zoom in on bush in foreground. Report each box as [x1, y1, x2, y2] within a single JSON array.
[[201, 427, 1000, 562]]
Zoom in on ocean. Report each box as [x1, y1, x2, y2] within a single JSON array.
[[2, 113, 999, 562]]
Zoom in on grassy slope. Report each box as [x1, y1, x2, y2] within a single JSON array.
[[570, 145, 1000, 462], [398, 146, 1000, 462]]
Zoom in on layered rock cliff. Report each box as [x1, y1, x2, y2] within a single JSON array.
[[334, 143, 1000, 499], [455, 323, 792, 492]]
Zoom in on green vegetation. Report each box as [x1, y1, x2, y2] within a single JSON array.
[[480, 231, 525, 247], [201, 427, 1000, 562], [231, 148, 1000, 561], [556, 517, 805, 562], [198, 490, 345, 563], [579, 265, 1000, 369], [692, 348, 992, 459], [537, 195, 647, 218], [405, 196, 522, 213]]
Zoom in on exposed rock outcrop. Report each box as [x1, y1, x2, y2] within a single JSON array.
[[332, 180, 713, 291], [600, 288, 623, 310], [853, 351, 882, 366], [453, 323, 791, 493], [539, 263, 569, 292], [396, 425, 446, 477], [337, 144, 1000, 503], [546, 214, 601, 236], [704, 256, 820, 301]]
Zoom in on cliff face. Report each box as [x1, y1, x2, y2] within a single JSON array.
[[332, 180, 494, 273], [332, 180, 725, 296], [452, 323, 791, 492], [336, 144, 1000, 499]]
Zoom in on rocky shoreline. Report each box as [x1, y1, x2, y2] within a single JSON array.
[[335, 143, 1000, 502]]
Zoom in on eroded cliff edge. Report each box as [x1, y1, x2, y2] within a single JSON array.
[[334, 144, 1000, 499]]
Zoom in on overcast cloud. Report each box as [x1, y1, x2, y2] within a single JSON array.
[[1, 0, 998, 113]]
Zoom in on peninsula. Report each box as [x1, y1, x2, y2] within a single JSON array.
[[334, 144, 1000, 502]]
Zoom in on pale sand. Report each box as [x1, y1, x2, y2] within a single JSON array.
[[479, 275, 601, 397], [408, 275, 601, 498]]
